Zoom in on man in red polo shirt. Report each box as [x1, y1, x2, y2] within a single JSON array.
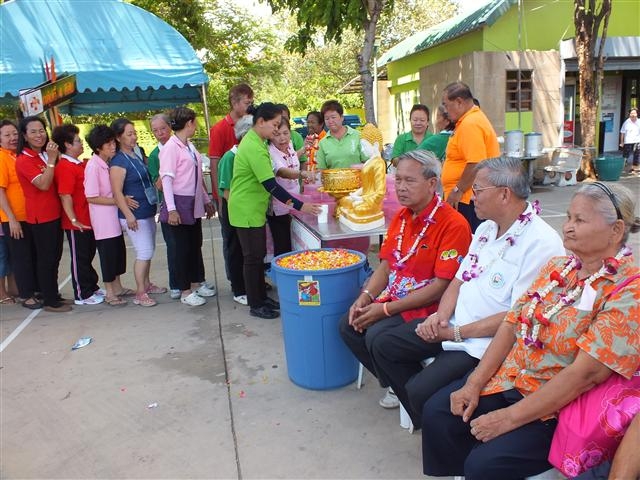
[[208, 83, 254, 199], [339, 149, 472, 409]]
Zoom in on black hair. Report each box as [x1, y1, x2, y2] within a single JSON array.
[[444, 82, 474, 102], [410, 104, 430, 119], [17, 116, 48, 153], [110, 118, 133, 151], [306, 111, 323, 126], [51, 124, 80, 154], [275, 103, 291, 120], [0, 119, 17, 130], [169, 107, 196, 131], [87, 125, 116, 154], [247, 102, 282, 126], [321, 100, 344, 118]]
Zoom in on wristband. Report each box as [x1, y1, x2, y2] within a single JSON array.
[[453, 325, 463, 342], [47, 163, 55, 168], [382, 302, 391, 317], [361, 289, 375, 302]]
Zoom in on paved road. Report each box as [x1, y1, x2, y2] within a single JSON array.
[[1, 176, 638, 479]]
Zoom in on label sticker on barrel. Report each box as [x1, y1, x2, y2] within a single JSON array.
[[298, 280, 320, 306]]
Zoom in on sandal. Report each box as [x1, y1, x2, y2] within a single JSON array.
[[115, 288, 135, 297], [22, 298, 43, 310], [145, 283, 167, 295], [133, 293, 157, 307], [105, 296, 127, 306], [0, 296, 16, 305]]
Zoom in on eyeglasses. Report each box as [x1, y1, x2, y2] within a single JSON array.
[[471, 184, 503, 195]]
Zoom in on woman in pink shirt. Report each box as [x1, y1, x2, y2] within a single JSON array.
[[268, 120, 313, 255], [84, 125, 133, 306], [159, 107, 214, 307]]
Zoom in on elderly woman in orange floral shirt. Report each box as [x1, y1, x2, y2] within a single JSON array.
[[422, 182, 640, 479]]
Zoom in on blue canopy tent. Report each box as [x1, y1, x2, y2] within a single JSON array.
[[0, 0, 210, 125]]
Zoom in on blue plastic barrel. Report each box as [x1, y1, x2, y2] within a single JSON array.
[[270, 249, 366, 390]]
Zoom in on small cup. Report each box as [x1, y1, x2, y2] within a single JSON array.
[[317, 204, 329, 223]]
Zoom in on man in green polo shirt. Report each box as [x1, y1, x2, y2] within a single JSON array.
[[316, 100, 368, 169]]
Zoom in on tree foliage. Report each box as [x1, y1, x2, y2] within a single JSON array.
[[574, 0, 611, 180]]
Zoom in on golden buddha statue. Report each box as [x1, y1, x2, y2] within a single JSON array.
[[337, 123, 387, 231]]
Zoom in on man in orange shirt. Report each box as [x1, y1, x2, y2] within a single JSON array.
[[441, 82, 500, 232]]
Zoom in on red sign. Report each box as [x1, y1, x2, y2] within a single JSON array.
[[563, 120, 574, 145]]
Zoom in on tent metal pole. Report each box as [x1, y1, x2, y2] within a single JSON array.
[[201, 84, 211, 134]]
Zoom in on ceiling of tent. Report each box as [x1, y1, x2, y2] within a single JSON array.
[[0, 0, 208, 114]]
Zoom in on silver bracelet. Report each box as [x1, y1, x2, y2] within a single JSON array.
[[453, 325, 463, 343], [361, 289, 375, 302]]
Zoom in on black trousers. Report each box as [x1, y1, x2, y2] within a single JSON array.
[[2, 221, 38, 298], [30, 219, 63, 307], [168, 219, 203, 291], [422, 377, 557, 479], [457, 200, 482, 233], [370, 320, 478, 426], [266, 213, 292, 257], [236, 225, 266, 308], [160, 221, 177, 290], [405, 350, 479, 426], [95, 234, 126, 283], [338, 312, 410, 385], [65, 229, 99, 300], [622, 142, 639, 166], [219, 198, 245, 296]]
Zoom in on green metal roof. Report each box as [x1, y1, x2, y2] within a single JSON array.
[[378, 0, 516, 67]]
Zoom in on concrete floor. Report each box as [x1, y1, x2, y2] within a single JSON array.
[[1, 175, 638, 479]]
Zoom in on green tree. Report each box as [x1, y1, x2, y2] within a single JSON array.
[[574, 0, 611, 180], [268, 0, 392, 124]]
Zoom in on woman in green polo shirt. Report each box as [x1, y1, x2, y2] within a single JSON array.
[[228, 102, 321, 319], [391, 104, 432, 160], [418, 104, 455, 162]]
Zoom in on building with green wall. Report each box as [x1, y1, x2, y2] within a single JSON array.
[[377, 0, 639, 156]]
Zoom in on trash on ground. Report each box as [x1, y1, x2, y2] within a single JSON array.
[[147, 402, 159, 409], [71, 337, 92, 350]]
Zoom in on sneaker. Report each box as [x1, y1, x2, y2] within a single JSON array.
[[94, 288, 106, 297], [181, 292, 206, 306], [43, 303, 72, 313], [196, 284, 217, 297], [74, 294, 105, 305], [133, 293, 157, 307], [263, 297, 280, 310], [250, 305, 279, 319], [379, 388, 400, 409], [170, 289, 181, 300], [233, 295, 248, 306]]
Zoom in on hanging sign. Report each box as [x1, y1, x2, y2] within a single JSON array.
[[19, 74, 77, 116]]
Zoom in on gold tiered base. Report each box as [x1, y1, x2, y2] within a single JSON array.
[[321, 168, 361, 192]]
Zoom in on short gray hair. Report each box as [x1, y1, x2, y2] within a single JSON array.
[[575, 183, 640, 244], [396, 149, 442, 181], [475, 156, 530, 199], [150, 113, 170, 126]]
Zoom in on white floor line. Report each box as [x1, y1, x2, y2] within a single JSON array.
[[0, 274, 72, 353]]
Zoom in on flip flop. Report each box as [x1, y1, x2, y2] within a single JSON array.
[[115, 288, 135, 297], [0, 297, 16, 304], [105, 296, 127, 306], [22, 298, 43, 310]]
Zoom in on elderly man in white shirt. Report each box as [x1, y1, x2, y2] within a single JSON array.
[[620, 107, 640, 173], [369, 156, 565, 429]]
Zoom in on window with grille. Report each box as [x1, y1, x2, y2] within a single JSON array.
[[506, 70, 532, 112]]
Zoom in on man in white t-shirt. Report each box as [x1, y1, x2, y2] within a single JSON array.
[[369, 157, 565, 428], [620, 108, 640, 173]]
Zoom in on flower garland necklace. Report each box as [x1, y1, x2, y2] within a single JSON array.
[[392, 194, 442, 269], [519, 245, 632, 349], [461, 201, 541, 282]]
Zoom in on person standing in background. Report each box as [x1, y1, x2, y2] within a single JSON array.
[[208, 83, 254, 200], [418, 104, 455, 162], [441, 82, 500, 232], [316, 100, 368, 170], [52, 124, 103, 306], [391, 104, 432, 160], [619, 107, 639, 174]]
